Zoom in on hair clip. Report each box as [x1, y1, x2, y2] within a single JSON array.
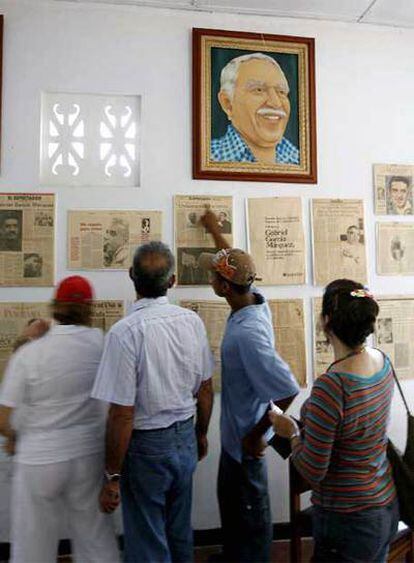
[[350, 289, 373, 299]]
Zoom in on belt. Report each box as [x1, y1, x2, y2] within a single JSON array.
[[132, 416, 194, 433]]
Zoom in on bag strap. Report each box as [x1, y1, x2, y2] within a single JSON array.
[[374, 348, 411, 416]]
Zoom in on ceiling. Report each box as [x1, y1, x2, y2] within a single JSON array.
[[52, 0, 414, 28]]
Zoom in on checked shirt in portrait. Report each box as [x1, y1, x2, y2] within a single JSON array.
[[210, 124, 299, 165]]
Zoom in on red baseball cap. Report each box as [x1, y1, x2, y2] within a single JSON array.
[[54, 275, 94, 304]]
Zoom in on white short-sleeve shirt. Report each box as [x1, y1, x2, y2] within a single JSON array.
[[92, 297, 214, 429], [0, 325, 107, 465]]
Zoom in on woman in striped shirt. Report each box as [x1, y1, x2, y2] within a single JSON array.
[[271, 279, 399, 563]]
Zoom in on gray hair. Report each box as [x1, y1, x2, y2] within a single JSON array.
[[132, 241, 175, 298], [220, 52, 288, 100]]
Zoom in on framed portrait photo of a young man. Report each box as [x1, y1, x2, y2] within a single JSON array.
[[193, 28, 317, 184]]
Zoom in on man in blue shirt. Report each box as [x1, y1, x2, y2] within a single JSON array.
[[200, 211, 300, 562], [211, 53, 299, 166]]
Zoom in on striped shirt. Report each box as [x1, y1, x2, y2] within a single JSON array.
[[292, 356, 396, 512]]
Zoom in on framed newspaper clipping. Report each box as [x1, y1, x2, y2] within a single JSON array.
[[0, 193, 55, 286], [68, 210, 162, 270]]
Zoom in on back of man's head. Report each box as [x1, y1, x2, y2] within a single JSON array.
[[131, 241, 175, 298]]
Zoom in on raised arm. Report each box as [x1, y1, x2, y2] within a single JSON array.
[[200, 209, 231, 250]]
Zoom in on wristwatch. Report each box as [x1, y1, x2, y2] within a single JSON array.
[[104, 470, 121, 483]]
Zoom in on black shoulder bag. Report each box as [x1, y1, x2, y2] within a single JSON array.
[[387, 363, 414, 529]]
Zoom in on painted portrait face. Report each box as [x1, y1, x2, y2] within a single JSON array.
[[3, 218, 19, 240], [346, 226, 360, 245], [220, 58, 290, 149], [390, 180, 409, 210]]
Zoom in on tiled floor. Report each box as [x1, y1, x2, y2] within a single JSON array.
[[56, 540, 314, 563]]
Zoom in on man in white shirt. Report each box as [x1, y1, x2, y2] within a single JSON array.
[[0, 276, 120, 563], [92, 241, 214, 563]]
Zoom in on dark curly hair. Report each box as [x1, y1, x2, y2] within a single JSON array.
[[322, 279, 379, 348]]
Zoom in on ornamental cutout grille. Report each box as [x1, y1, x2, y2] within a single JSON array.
[[40, 93, 141, 187]]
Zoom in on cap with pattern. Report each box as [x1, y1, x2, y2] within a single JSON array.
[[198, 248, 259, 286], [54, 275, 94, 303]]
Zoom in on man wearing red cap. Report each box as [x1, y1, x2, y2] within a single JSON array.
[[0, 276, 119, 563], [200, 210, 299, 563]]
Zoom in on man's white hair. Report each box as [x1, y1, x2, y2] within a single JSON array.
[[220, 52, 288, 100]]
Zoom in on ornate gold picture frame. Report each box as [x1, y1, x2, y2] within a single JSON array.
[[193, 28, 317, 184]]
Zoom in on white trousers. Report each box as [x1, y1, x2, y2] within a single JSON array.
[[11, 453, 120, 563]]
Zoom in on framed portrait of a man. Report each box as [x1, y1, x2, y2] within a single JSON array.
[[193, 28, 317, 184]]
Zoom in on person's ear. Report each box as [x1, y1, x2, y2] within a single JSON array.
[[218, 90, 233, 121], [168, 274, 176, 289]]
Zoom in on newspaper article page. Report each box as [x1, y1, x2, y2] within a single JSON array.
[[376, 222, 414, 275], [0, 300, 124, 381], [68, 210, 162, 270], [0, 302, 50, 380], [313, 297, 334, 377], [268, 299, 307, 387], [91, 300, 124, 331], [180, 300, 229, 392], [312, 199, 367, 286], [247, 198, 306, 285], [181, 298, 306, 389], [374, 164, 414, 216], [175, 196, 233, 285], [374, 297, 414, 380], [0, 193, 55, 287]]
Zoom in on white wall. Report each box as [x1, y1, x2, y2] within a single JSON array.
[[0, 0, 414, 538]]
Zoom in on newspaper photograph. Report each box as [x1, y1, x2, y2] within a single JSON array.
[[175, 196, 233, 285], [374, 296, 414, 380], [0, 193, 55, 287], [376, 222, 414, 275], [180, 300, 229, 392], [68, 210, 162, 270], [312, 199, 367, 286], [247, 197, 305, 286], [268, 299, 307, 387], [374, 164, 414, 216], [313, 297, 334, 377]]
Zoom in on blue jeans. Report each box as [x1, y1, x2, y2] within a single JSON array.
[[312, 498, 399, 563], [121, 418, 197, 563], [217, 449, 272, 563]]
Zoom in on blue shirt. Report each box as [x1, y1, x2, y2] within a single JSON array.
[[221, 291, 300, 462], [211, 124, 299, 165], [92, 296, 214, 429]]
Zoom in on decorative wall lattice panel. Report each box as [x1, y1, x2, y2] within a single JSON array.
[[40, 92, 141, 187]]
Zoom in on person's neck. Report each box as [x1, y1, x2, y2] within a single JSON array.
[[330, 334, 364, 361], [249, 144, 276, 164], [135, 293, 166, 301], [227, 292, 256, 313], [233, 125, 278, 164]]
